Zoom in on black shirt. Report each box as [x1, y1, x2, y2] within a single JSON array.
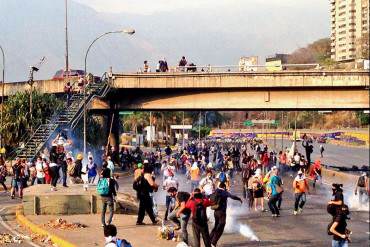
[[333, 213, 347, 241], [214, 188, 241, 212], [332, 191, 344, 203]]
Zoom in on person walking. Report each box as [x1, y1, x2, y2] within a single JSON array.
[[293, 170, 309, 215], [99, 164, 117, 227], [11, 158, 24, 199], [0, 159, 8, 192], [136, 163, 158, 225], [267, 167, 283, 217], [210, 182, 242, 246], [354, 172, 368, 205], [190, 161, 201, 191], [320, 144, 325, 158], [199, 170, 216, 197], [251, 169, 265, 211], [184, 188, 212, 247]]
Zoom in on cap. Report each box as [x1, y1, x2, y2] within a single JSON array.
[[77, 153, 83, 160]]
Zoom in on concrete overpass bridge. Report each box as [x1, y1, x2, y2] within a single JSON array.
[[2, 70, 370, 109]]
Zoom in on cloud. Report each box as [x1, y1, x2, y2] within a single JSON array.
[[74, 0, 326, 15]]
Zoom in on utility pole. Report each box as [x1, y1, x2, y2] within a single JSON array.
[[65, 0, 69, 73], [281, 111, 284, 151], [0, 45, 5, 149], [198, 111, 201, 140], [149, 111, 152, 149], [182, 111, 185, 148]]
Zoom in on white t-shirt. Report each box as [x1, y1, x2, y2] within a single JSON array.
[[36, 162, 46, 178], [199, 177, 215, 196]]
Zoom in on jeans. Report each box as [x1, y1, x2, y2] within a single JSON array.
[[50, 166, 59, 187], [36, 177, 45, 184], [294, 192, 307, 211], [268, 194, 280, 215], [101, 196, 114, 226], [61, 165, 67, 186], [192, 222, 212, 247], [332, 239, 348, 247], [168, 209, 190, 244], [210, 210, 226, 246], [164, 195, 175, 220], [191, 180, 199, 192]]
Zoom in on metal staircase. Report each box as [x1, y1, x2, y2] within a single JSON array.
[[13, 74, 111, 160]]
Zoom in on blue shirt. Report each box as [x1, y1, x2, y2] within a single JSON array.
[[269, 175, 282, 196]]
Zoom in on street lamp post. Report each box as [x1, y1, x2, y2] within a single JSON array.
[[83, 29, 135, 157], [0, 45, 5, 149]]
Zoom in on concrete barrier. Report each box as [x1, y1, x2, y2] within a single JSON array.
[[16, 206, 77, 247], [22, 184, 138, 216]]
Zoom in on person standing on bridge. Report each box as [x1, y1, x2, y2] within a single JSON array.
[[143, 60, 151, 73], [178, 56, 187, 72]]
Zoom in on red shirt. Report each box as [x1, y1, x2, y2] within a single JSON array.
[[185, 197, 212, 217]]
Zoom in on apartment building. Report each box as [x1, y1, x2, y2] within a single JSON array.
[[330, 0, 369, 62]]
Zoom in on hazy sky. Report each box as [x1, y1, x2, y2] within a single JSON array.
[[75, 0, 328, 15]]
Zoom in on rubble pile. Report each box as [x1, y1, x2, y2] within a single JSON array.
[[45, 218, 87, 230], [0, 233, 23, 244]]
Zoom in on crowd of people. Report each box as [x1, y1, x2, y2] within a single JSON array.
[[0, 133, 368, 247], [140, 56, 200, 73]]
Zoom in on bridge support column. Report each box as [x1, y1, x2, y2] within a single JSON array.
[[107, 110, 120, 150]]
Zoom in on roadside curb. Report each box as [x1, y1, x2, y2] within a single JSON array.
[[15, 206, 77, 247]]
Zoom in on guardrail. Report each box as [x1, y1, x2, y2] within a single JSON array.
[[136, 63, 321, 73]]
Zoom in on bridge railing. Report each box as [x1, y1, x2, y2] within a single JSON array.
[[136, 63, 321, 74]]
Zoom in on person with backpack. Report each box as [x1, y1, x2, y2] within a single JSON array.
[[293, 170, 309, 215], [184, 188, 212, 247], [210, 182, 242, 246], [216, 167, 230, 190], [104, 224, 132, 247], [267, 166, 283, 217], [136, 163, 159, 225], [251, 169, 265, 212], [355, 172, 368, 205], [99, 163, 117, 227]]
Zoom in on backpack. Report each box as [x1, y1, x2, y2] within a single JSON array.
[[210, 191, 221, 210], [116, 239, 132, 247], [133, 175, 143, 191], [67, 163, 76, 176], [97, 178, 110, 196], [193, 199, 207, 226], [219, 172, 227, 183], [358, 176, 366, 187]]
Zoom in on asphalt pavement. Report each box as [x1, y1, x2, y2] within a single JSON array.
[[266, 139, 369, 169]]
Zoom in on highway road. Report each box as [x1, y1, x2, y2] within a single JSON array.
[[266, 139, 369, 169]]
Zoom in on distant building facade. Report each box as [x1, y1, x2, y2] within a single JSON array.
[[265, 54, 289, 72], [239, 56, 258, 72], [330, 0, 369, 62]]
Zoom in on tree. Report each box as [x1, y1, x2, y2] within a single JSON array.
[[1, 90, 63, 148]]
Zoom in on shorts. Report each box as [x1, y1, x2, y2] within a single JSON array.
[[12, 179, 23, 189]]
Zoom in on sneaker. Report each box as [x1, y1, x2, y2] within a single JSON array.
[[272, 214, 277, 217], [298, 208, 303, 214], [136, 222, 146, 226], [293, 211, 298, 215]]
